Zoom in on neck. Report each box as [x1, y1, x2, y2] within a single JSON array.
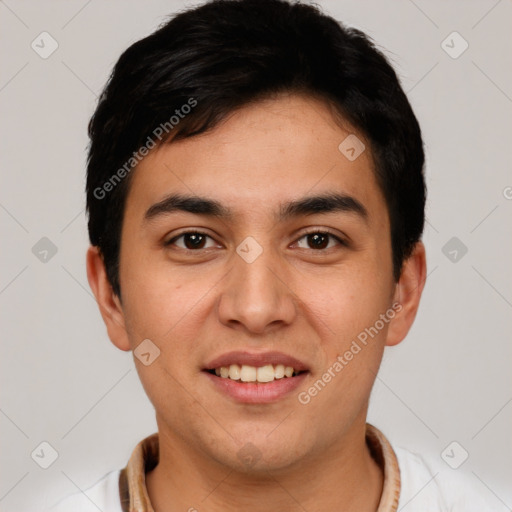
[[146, 418, 384, 512]]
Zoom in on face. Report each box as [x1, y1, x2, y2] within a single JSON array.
[[88, 93, 423, 473]]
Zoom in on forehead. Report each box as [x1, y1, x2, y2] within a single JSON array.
[[125, 94, 385, 222]]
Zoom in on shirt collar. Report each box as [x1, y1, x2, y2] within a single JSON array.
[[119, 423, 400, 512]]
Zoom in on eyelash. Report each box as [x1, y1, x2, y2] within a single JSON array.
[[164, 229, 347, 252]]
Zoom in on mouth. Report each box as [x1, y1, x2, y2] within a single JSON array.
[[204, 364, 306, 382], [202, 351, 309, 403]]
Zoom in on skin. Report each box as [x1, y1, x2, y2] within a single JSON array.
[[87, 93, 426, 512]]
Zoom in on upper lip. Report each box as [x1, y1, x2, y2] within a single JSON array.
[[204, 351, 309, 372]]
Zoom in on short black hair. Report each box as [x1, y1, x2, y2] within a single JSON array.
[[86, 0, 425, 297]]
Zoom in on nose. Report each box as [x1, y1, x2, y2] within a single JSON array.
[[217, 243, 297, 335]]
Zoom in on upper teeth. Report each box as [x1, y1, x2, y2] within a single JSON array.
[[214, 364, 296, 382]]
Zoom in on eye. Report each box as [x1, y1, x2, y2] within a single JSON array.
[[165, 231, 218, 250], [164, 229, 347, 252], [294, 230, 346, 250]]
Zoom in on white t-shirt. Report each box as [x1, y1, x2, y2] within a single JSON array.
[[48, 470, 122, 512], [47, 446, 499, 512], [393, 446, 499, 510]]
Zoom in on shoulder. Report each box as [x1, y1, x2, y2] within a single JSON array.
[[394, 446, 499, 511], [46, 470, 123, 512]]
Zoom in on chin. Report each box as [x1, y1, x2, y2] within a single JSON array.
[[211, 429, 310, 474]]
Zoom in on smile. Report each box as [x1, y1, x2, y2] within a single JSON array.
[[208, 364, 301, 382], [203, 351, 309, 403]]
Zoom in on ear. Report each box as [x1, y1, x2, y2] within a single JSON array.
[[86, 246, 131, 352], [385, 241, 427, 347]]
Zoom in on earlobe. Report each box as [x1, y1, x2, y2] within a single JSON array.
[[86, 246, 131, 352], [385, 242, 427, 347]]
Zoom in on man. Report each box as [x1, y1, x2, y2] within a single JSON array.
[[49, 0, 494, 510]]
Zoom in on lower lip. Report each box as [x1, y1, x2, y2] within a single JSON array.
[[203, 371, 308, 404]]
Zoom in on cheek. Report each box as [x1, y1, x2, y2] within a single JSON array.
[[293, 266, 391, 416], [119, 250, 206, 343], [297, 267, 392, 347], [297, 280, 388, 432]]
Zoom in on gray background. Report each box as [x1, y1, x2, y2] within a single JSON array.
[[0, 0, 511, 510]]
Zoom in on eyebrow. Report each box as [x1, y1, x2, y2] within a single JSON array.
[[144, 192, 368, 223]]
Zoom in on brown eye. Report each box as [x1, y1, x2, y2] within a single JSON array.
[[166, 232, 216, 250], [307, 233, 329, 249], [295, 231, 345, 250], [183, 233, 206, 249]]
